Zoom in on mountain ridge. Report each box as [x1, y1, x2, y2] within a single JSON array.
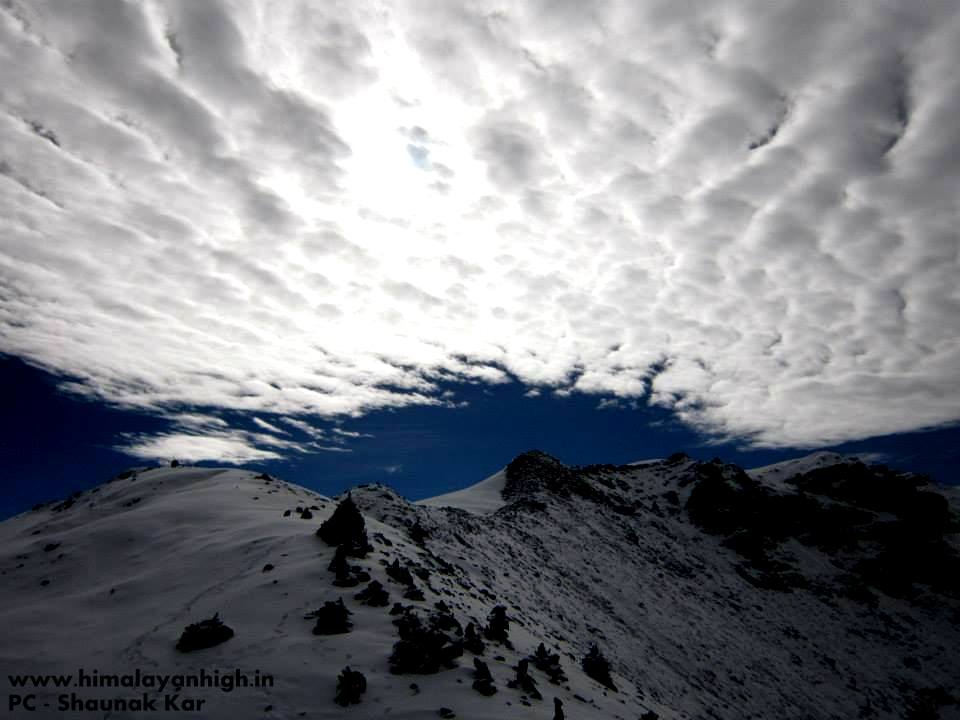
[[2, 452, 958, 719]]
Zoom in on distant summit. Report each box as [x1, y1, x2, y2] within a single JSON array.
[[502, 450, 580, 498]]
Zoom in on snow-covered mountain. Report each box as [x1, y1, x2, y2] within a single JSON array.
[[1, 452, 958, 719]]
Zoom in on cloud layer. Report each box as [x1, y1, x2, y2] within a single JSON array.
[[2, 0, 959, 459]]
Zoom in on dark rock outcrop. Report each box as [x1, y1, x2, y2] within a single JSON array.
[[530, 643, 567, 684], [403, 586, 425, 601], [308, 598, 353, 635], [553, 697, 565, 720], [175, 613, 234, 652], [464, 622, 485, 655], [386, 559, 415, 586], [328, 545, 371, 587], [503, 451, 613, 508], [471, 658, 496, 696], [687, 459, 960, 599], [410, 519, 429, 544], [582, 643, 616, 691], [334, 666, 366, 706], [484, 605, 511, 647], [317, 493, 373, 557], [389, 607, 464, 674], [507, 658, 542, 700], [355, 580, 390, 607]]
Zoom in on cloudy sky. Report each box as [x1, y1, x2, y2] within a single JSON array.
[[1, 0, 959, 478]]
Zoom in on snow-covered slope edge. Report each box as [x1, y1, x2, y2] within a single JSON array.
[[2, 453, 959, 719], [417, 469, 509, 515]]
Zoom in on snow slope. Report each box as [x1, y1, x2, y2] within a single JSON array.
[[0, 465, 638, 719], [1, 453, 958, 719], [748, 451, 863, 488], [416, 469, 508, 515]]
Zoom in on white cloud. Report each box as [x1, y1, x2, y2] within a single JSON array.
[[252, 417, 289, 435], [2, 0, 960, 458], [120, 431, 284, 464], [331, 428, 374, 439], [280, 417, 328, 440], [171, 413, 229, 430]]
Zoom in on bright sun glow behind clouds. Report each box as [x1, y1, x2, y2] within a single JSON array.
[[1, 0, 959, 462]]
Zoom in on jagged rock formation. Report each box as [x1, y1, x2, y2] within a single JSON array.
[[504, 450, 600, 502], [316, 493, 373, 556]]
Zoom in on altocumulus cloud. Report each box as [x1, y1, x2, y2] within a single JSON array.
[[1, 0, 959, 461]]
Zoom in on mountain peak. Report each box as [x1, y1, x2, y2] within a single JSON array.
[[502, 450, 572, 497]]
